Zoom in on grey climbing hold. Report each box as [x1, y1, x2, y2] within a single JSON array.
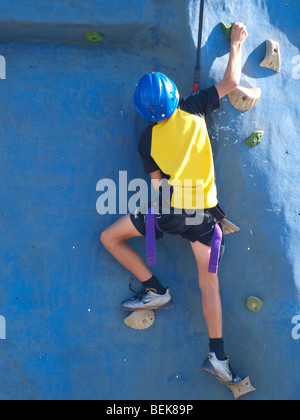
[[245, 131, 264, 147], [228, 377, 256, 400], [124, 310, 155, 330], [221, 23, 234, 39], [260, 39, 281, 73], [221, 219, 240, 235], [228, 86, 261, 112]]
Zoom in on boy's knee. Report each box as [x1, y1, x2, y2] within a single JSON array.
[[198, 273, 220, 293], [100, 229, 111, 248]]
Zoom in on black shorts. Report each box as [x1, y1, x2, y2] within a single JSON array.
[[130, 204, 225, 260]]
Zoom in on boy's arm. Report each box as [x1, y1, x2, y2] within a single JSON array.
[[150, 170, 163, 192], [215, 22, 248, 99]]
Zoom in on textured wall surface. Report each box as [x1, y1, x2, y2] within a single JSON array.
[[0, 0, 299, 400]]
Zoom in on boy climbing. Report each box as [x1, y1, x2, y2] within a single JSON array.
[[101, 23, 248, 386]]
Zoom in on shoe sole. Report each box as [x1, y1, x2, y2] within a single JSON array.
[[202, 366, 236, 386], [121, 298, 174, 312]]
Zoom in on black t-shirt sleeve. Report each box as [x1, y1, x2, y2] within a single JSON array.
[[179, 85, 220, 118], [138, 125, 160, 174]]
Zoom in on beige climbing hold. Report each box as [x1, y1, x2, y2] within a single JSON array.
[[227, 376, 256, 400], [228, 86, 261, 112], [260, 39, 281, 73], [124, 310, 155, 330], [221, 219, 240, 235]]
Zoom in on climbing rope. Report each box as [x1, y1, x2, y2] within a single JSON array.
[[193, 0, 205, 93]]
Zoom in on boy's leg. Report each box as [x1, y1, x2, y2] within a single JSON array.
[[190, 240, 223, 339], [191, 240, 241, 384], [101, 213, 172, 310], [100, 214, 153, 282]]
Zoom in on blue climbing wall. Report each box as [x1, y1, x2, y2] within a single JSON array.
[[0, 0, 299, 400]]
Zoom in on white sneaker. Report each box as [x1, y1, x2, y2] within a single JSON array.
[[121, 288, 173, 311], [202, 353, 242, 385]]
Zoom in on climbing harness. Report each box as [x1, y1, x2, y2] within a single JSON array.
[[145, 205, 223, 274], [146, 205, 163, 266], [207, 223, 223, 274]]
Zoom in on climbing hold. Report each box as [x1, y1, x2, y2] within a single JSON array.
[[228, 86, 261, 112], [221, 23, 234, 39], [246, 296, 264, 313], [221, 219, 240, 235], [245, 131, 264, 147], [85, 31, 103, 42], [124, 310, 155, 330], [227, 377, 256, 400], [260, 39, 281, 73]]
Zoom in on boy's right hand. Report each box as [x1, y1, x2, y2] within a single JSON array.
[[231, 22, 248, 45]]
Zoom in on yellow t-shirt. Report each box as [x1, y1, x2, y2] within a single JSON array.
[[138, 86, 220, 210]]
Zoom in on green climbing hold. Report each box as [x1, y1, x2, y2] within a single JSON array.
[[245, 131, 264, 147], [85, 31, 103, 42], [246, 296, 264, 313], [221, 23, 234, 39]]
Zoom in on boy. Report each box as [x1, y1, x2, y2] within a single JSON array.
[[101, 23, 248, 385]]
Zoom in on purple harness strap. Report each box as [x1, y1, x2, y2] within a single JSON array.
[[208, 223, 223, 274], [146, 206, 162, 266], [146, 206, 223, 272]]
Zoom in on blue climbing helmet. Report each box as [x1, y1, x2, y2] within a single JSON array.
[[134, 72, 179, 122]]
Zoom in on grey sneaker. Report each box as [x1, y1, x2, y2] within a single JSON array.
[[202, 353, 242, 385], [121, 288, 173, 311]]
